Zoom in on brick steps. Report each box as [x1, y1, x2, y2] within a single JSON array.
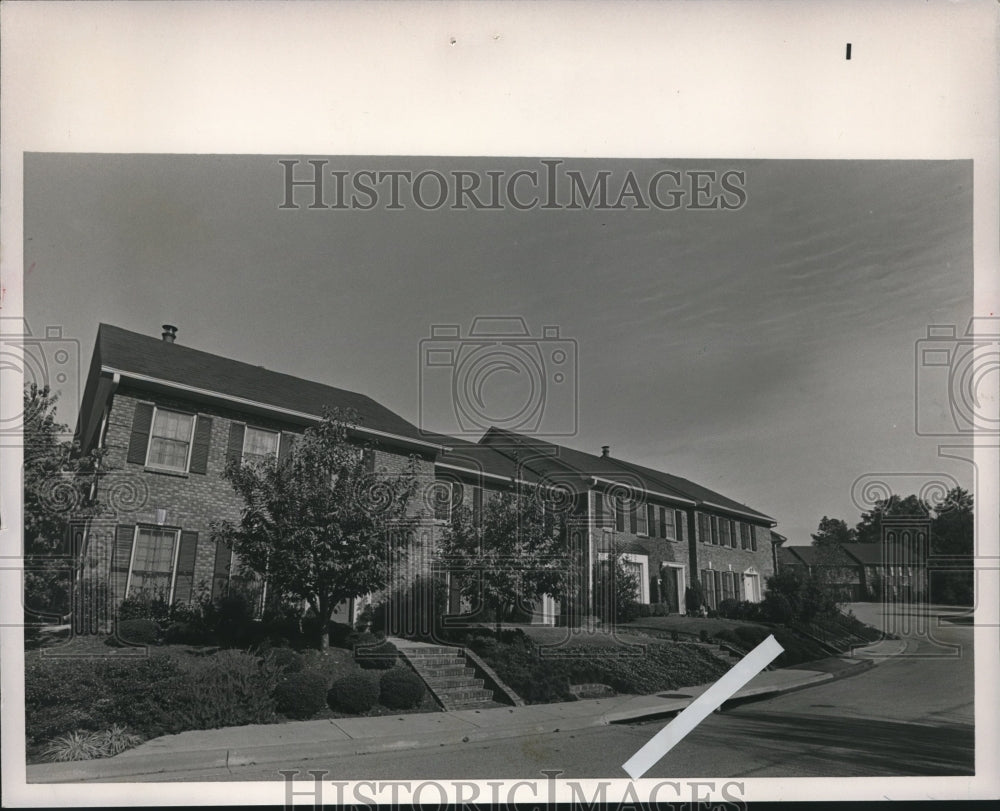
[[393, 643, 502, 710]]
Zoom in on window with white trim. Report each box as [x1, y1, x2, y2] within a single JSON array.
[[243, 426, 280, 463], [146, 408, 195, 472], [127, 526, 180, 599]]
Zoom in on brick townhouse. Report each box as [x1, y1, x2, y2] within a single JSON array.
[[72, 324, 778, 624]]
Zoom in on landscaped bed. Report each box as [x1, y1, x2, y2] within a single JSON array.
[[455, 629, 732, 704], [24, 629, 435, 764]]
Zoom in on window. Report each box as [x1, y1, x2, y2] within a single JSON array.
[[433, 482, 452, 521], [720, 519, 732, 547], [701, 569, 716, 608], [128, 526, 179, 599], [635, 501, 647, 535], [722, 571, 736, 602], [710, 515, 720, 545], [697, 512, 711, 543], [146, 408, 195, 472], [615, 497, 626, 532], [676, 510, 686, 542], [740, 522, 751, 550], [750, 525, 758, 551], [662, 507, 676, 540], [242, 426, 280, 463]]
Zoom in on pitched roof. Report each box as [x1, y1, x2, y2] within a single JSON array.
[[776, 546, 807, 567], [87, 323, 442, 449], [479, 427, 774, 523], [839, 543, 905, 565]]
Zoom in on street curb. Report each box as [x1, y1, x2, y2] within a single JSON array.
[[719, 658, 875, 709]]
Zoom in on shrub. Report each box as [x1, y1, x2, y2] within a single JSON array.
[[761, 592, 794, 624], [328, 621, 354, 649], [717, 598, 740, 619], [379, 667, 426, 709], [269, 647, 305, 674], [685, 579, 705, 613], [261, 605, 303, 646], [355, 639, 398, 670], [117, 593, 171, 623], [328, 673, 380, 714], [115, 618, 159, 646], [636, 604, 652, 618], [698, 629, 711, 643], [175, 650, 282, 729], [43, 725, 143, 762], [670, 631, 680, 642], [204, 593, 255, 648], [274, 670, 330, 719], [41, 730, 105, 762], [163, 621, 206, 645]]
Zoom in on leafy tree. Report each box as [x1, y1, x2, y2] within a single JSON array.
[[593, 541, 641, 626], [438, 485, 576, 635], [855, 494, 929, 544], [810, 516, 856, 548], [212, 409, 420, 649], [22, 384, 103, 618], [929, 487, 974, 605]]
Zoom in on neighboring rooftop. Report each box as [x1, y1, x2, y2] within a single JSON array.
[[479, 427, 775, 524]]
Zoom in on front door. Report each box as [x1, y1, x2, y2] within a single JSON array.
[[663, 566, 680, 613]]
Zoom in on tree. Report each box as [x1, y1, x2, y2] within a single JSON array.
[[212, 409, 420, 649], [929, 487, 974, 605], [855, 494, 929, 544], [22, 384, 103, 619], [438, 485, 576, 636], [593, 541, 640, 626], [810, 516, 856, 548]]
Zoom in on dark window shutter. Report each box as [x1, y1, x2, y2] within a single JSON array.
[[227, 422, 246, 468], [189, 416, 213, 474], [714, 570, 723, 602], [677, 511, 686, 542], [211, 538, 232, 600], [594, 492, 603, 526], [172, 531, 199, 603], [647, 504, 657, 536], [110, 524, 135, 602], [126, 404, 154, 465], [658, 506, 667, 539], [473, 485, 483, 526], [629, 501, 637, 534], [278, 432, 296, 466], [615, 498, 625, 532]]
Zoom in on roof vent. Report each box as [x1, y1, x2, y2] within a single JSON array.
[[161, 324, 178, 343], [601, 445, 610, 457]]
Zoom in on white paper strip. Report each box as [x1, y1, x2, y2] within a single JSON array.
[[622, 634, 784, 779]]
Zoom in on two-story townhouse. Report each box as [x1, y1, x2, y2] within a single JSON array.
[[74, 324, 447, 618], [475, 427, 777, 618], [71, 323, 783, 627]]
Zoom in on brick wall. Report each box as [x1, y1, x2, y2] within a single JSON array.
[[691, 511, 775, 607], [96, 384, 428, 606]]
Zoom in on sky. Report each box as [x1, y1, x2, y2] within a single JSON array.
[[23, 155, 973, 545]]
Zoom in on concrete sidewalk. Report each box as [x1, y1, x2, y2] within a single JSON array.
[[26, 648, 886, 783]]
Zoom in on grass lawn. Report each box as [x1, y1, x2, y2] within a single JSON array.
[[516, 624, 669, 649]]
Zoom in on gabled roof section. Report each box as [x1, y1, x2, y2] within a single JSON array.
[[840, 543, 901, 565], [479, 427, 774, 522], [427, 431, 542, 485], [86, 323, 445, 451]]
